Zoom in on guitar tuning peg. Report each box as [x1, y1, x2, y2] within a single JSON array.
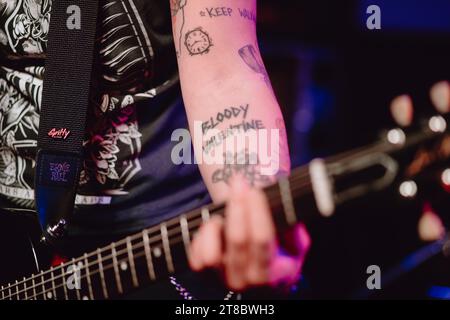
[[418, 205, 446, 242], [441, 168, 450, 190], [430, 81, 450, 114], [390, 95, 414, 127], [399, 180, 418, 199], [428, 115, 447, 133], [386, 128, 406, 145]]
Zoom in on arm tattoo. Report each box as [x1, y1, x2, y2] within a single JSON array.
[[184, 27, 213, 55], [200, 7, 233, 18], [171, 0, 187, 57], [199, 104, 267, 155], [238, 44, 271, 87], [199, 7, 256, 22], [212, 150, 271, 186]]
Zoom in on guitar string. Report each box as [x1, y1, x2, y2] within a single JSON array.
[[2, 180, 313, 300], [6, 116, 448, 294], [1, 218, 204, 300], [0, 168, 311, 296], [2, 180, 298, 300], [22, 235, 188, 300], [4, 131, 409, 298], [4, 118, 446, 299]]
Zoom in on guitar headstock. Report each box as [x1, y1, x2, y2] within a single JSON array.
[[266, 108, 450, 232], [294, 111, 450, 220]]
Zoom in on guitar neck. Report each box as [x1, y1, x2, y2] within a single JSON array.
[[0, 172, 316, 300], [1, 116, 449, 300]]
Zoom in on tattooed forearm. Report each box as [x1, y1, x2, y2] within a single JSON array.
[[238, 44, 271, 87], [211, 150, 271, 186], [185, 27, 213, 55]]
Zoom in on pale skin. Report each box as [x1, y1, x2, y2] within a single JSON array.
[[169, 0, 310, 291]]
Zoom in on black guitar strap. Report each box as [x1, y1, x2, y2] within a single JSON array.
[[35, 0, 99, 242]]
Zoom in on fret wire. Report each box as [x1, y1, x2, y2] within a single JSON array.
[[8, 284, 11, 300], [160, 223, 175, 274], [61, 265, 68, 300], [23, 277, 27, 300], [111, 243, 123, 295], [180, 214, 191, 257], [97, 248, 109, 299], [72, 258, 81, 300], [1, 286, 4, 300], [126, 237, 139, 288], [40, 272, 46, 300], [84, 253, 94, 300], [50, 268, 57, 300], [142, 229, 156, 281], [32, 275, 36, 300], [278, 178, 297, 226], [15, 280, 19, 300], [201, 207, 210, 223]]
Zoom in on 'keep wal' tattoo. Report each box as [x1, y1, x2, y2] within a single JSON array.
[[201, 104, 250, 134], [199, 7, 256, 22]]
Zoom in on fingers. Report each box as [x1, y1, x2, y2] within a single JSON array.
[[246, 186, 276, 286], [224, 176, 249, 291], [390, 94, 414, 127], [188, 215, 223, 272], [430, 81, 450, 114], [189, 175, 307, 292]]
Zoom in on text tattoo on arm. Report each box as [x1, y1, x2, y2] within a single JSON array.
[[200, 104, 267, 155], [199, 7, 256, 22]]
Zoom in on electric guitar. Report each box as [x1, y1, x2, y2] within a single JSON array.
[[0, 114, 449, 300]]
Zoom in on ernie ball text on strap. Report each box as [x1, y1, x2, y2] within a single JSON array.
[[35, 0, 99, 243]]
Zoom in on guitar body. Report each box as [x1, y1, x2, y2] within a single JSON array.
[[0, 210, 49, 286]]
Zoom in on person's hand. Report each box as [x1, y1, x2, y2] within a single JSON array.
[[188, 176, 311, 291]]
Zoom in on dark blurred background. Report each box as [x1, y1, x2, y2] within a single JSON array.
[[257, 0, 450, 299]]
